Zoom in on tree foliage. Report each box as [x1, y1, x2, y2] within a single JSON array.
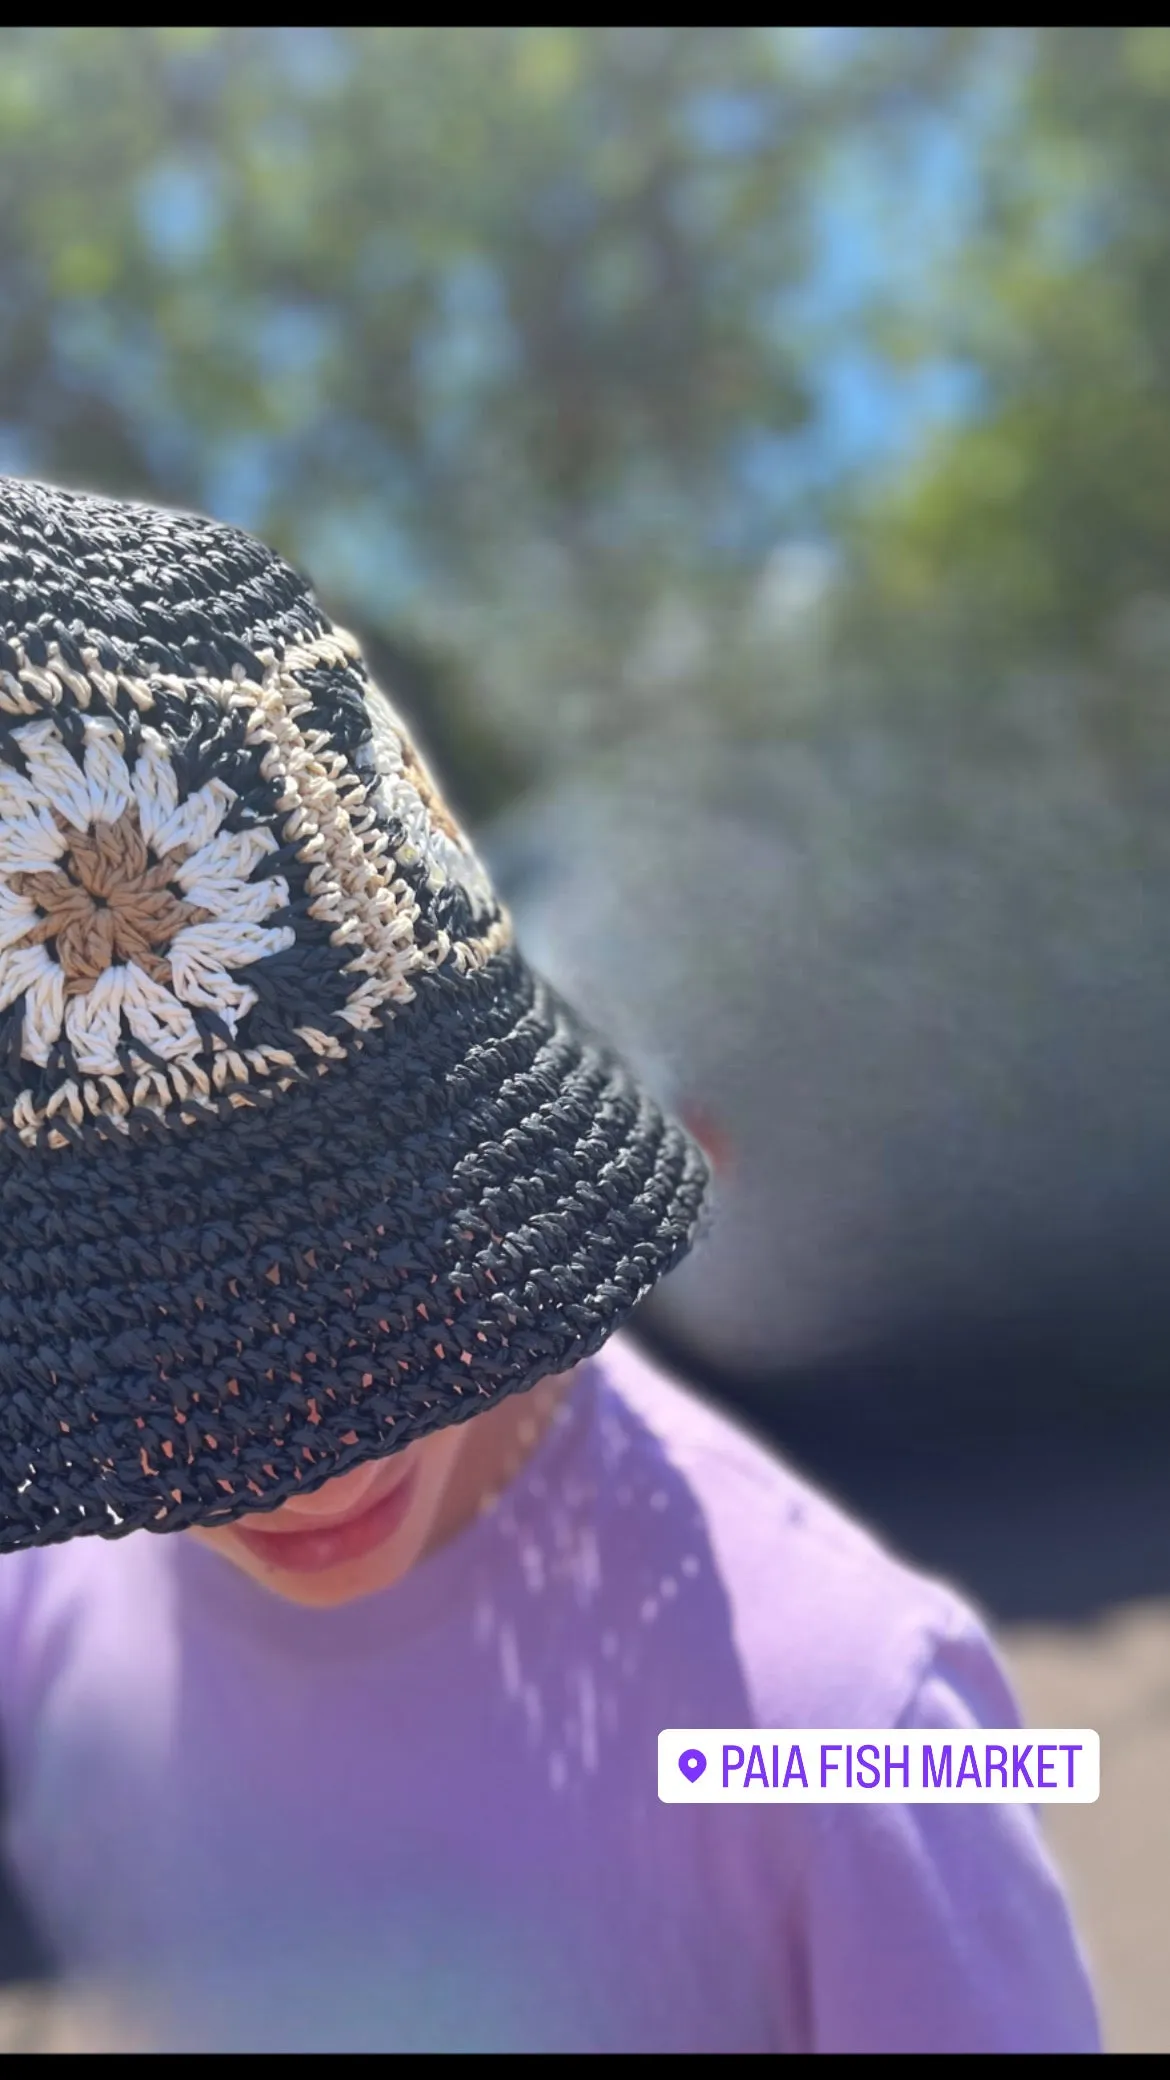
[[4, 28, 1170, 808], [0, 26, 979, 804], [850, 27, 1170, 681]]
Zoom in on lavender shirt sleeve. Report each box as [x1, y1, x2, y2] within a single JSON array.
[[791, 1622, 1102, 2054]]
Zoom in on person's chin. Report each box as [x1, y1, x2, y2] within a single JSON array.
[[246, 1541, 421, 1609]]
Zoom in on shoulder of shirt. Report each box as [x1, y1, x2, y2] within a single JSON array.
[[596, 1334, 992, 1731], [0, 1527, 175, 1671]]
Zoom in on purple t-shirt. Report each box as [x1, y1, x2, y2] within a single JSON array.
[[0, 1337, 1099, 2053]]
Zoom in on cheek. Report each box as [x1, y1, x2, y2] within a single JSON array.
[[334, 1431, 467, 1591], [395, 1430, 464, 1541]]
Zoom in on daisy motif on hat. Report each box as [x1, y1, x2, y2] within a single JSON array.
[[0, 714, 294, 1076]]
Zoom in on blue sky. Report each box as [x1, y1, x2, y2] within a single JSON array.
[[0, 27, 998, 589]]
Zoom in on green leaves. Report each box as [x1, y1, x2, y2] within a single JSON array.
[[5, 28, 1167, 809], [849, 26, 1170, 680]]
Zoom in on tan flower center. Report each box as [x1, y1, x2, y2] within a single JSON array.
[[10, 804, 211, 997]]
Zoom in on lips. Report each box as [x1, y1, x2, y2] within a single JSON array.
[[228, 1463, 420, 1575]]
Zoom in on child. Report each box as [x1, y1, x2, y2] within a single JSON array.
[[0, 477, 1099, 2053]]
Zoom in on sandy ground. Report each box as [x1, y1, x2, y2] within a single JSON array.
[[1005, 1602, 1170, 2053]]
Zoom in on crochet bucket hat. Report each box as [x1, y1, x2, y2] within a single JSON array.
[[0, 477, 708, 1554]]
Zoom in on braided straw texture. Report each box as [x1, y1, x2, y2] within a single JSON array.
[[0, 479, 707, 1551]]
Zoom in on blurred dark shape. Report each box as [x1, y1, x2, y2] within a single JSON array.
[[0, 1882, 51, 1995], [486, 696, 1170, 1429], [359, 628, 538, 828], [0, 1748, 54, 1990]]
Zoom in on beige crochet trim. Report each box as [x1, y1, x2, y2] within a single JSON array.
[[0, 629, 512, 1147]]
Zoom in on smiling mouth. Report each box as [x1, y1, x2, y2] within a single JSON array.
[[227, 1464, 420, 1575]]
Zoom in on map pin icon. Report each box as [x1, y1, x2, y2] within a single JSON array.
[[678, 1748, 707, 1783]]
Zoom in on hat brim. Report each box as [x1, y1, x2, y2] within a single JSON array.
[[0, 949, 708, 1552]]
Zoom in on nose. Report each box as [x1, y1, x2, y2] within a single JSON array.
[[277, 1458, 386, 1520]]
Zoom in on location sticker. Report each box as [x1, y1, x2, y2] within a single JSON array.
[[660, 1728, 1100, 1802]]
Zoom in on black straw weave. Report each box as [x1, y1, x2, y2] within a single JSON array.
[[0, 478, 707, 1551]]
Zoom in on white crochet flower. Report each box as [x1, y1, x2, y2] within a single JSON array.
[[0, 714, 294, 1077], [364, 684, 494, 913]]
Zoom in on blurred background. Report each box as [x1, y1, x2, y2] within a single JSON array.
[[2, 24, 1170, 2049]]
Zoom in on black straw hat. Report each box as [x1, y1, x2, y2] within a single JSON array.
[[0, 477, 708, 1553]]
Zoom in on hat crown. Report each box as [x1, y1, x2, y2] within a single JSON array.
[[0, 476, 507, 1150]]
